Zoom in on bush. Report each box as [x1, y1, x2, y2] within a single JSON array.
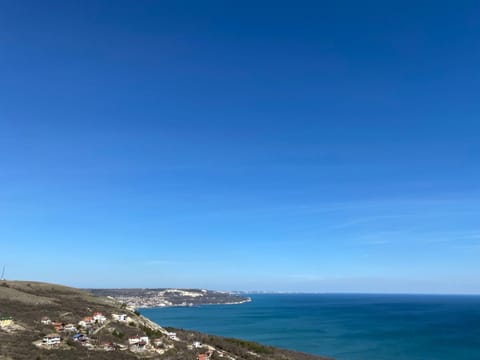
[[112, 329, 124, 339], [140, 325, 162, 338], [224, 338, 274, 354]]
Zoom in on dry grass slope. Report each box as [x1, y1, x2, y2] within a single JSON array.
[[0, 281, 332, 360]]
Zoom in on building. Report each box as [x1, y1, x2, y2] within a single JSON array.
[[93, 312, 107, 323], [129, 336, 140, 345], [0, 316, 13, 327], [78, 317, 93, 327], [41, 317, 51, 325], [64, 323, 77, 332], [112, 313, 128, 321], [139, 336, 149, 344], [166, 331, 179, 341], [43, 334, 62, 346]]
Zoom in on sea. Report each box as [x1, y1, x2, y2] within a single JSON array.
[[140, 294, 480, 360]]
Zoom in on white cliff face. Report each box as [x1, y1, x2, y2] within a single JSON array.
[[159, 289, 204, 297]]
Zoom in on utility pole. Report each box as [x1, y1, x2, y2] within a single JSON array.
[[0, 266, 5, 281]]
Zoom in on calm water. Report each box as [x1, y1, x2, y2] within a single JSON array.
[[140, 294, 480, 360]]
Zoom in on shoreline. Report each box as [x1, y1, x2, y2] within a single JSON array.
[[88, 288, 250, 309], [137, 296, 252, 310]]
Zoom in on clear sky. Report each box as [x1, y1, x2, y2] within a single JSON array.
[[1, 1, 479, 293]]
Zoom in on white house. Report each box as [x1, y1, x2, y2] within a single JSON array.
[[129, 336, 140, 345], [112, 313, 128, 321], [167, 331, 179, 341], [93, 312, 107, 323], [78, 316, 94, 328], [41, 317, 51, 325], [43, 334, 61, 346], [139, 336, 150, 344], [64, 324, 77, 332]]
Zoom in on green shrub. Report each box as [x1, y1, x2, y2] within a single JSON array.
[[112, 329, 124, 339]]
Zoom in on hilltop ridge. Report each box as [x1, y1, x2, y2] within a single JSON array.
[[0, 280, 331, 360]]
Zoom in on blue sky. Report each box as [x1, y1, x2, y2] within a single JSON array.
[[1, 1, 479, 293]]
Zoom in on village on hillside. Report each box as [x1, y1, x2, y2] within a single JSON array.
[[1, 309, 237, 360], [1, 281, 330, 360]]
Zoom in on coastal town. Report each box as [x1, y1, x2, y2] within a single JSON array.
[[88, 288, 251, 308]]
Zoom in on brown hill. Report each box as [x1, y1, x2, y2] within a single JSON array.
[[0, 280, 332, 360]]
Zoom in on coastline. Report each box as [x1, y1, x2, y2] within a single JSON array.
[[137, 297, 252, 310], [1, 281, 330, 360], [88, 288, 250, 309], [139, 293, 480, 360]]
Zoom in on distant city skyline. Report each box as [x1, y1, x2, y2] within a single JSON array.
[[1, 1, 479, 293]]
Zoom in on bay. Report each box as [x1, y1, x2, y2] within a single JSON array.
[[140, 294, 480, 360]]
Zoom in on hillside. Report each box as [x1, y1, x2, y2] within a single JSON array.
[[0, 281, 332, 360], [88, 288, 250, 308]]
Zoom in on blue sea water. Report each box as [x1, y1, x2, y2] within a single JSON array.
[[140, 294, 480, 360]]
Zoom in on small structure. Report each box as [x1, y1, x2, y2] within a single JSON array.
[[137, 340, 148, 349], [41, 317, 51, 325], [43, 334, 62, 346], [64, 323, 77, 332], [129, 335, 150, 351], [128, 336, 140, 345], [193, 341, 203, 348], [116, 343, 128, 351], [72, 333, 88, 343], [0, 316, 13, 327], [93, 312, 107, 324], [166, 331, 179, 341], [78, 317, 94, 327], [130, 340, 148, 352], [112, 313, 128, 321]]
